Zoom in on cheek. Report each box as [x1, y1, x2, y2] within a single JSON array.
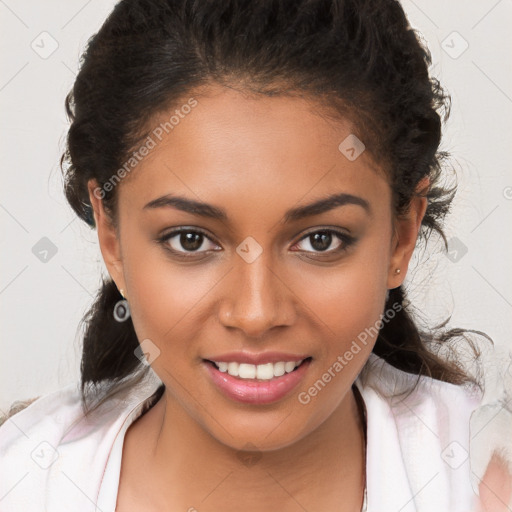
[[120, 240, 212, 349], [294, 245, 389, 343], [296, 271, 385, 362]]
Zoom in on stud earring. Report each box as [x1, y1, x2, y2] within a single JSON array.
[[395, 268, 401, 274]]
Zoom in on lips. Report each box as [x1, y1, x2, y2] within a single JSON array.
[[203, 355, 312, 404]]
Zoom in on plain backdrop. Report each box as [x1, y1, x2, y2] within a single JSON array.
[[1, 0, 511, 411]]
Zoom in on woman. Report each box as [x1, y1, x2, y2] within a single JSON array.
[[1, 0, 510, 510]]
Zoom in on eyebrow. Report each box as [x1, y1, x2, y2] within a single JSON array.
[[143, 192, 371, 222]]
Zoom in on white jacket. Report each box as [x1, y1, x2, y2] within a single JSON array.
[[0, 353, 508, 511]]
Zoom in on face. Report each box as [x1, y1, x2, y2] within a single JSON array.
[[88, 84, 426, 452]]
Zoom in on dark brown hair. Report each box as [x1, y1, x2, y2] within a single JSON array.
[[58, 0, 490, 417]]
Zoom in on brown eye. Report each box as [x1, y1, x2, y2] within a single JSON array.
[[177, 232, 204, 252], [292, 229, 355, 255], [158, 228, 220, 256], [308, 231, 335, 252]]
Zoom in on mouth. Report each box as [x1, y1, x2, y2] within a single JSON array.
[[204, 357, 312, 380], [202, 357, 313, 404]]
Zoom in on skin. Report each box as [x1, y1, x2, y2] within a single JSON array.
[[88, 83, 427, 511], [478, 453, 512, 511]]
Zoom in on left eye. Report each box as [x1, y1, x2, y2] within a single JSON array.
[[292, 230, 354, 254]]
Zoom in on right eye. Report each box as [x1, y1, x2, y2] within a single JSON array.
[[157, 228, 221, 258]]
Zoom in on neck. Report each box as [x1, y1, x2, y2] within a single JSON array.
[[124, 386, 366, 512]]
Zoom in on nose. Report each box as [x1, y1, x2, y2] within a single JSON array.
[[217, 250, 296, 338]]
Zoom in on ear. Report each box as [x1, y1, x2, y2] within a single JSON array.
[[87, 179, 126, 293], [387, 176, 429, 289]]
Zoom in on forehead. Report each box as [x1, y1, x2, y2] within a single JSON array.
[[118, 85, 390, 217]]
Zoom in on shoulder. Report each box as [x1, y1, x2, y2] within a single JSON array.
[[355, 353, 483, 510], [356, 352, 483, 418], [0, 381, 93, 465], [0, 382, 87, 509], [0, 397, 42, 428], [0, 372, 162, 511], [0, 382, 84, 450]]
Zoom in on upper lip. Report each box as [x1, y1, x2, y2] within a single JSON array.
[[204, 351, 311, 365]]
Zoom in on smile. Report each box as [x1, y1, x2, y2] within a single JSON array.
[[203, 357, 312, 404], [211, 359, 306, 380]]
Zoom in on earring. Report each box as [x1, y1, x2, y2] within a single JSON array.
[[395, 268, 401, 274], [113, 297, 131, 322], [114, 287, 130, 322]]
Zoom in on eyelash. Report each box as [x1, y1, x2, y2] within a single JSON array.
[[156, 227, 356, 260]]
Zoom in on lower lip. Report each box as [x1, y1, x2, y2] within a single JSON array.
[[204, 359, 312, 405]]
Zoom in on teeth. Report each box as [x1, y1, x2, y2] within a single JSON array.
[[214, 359, 305, 380], [284, 361, 296, 373], [238, 363, 256, 379], [273, 361, 285, 377], [256, 363, 273, 380]]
